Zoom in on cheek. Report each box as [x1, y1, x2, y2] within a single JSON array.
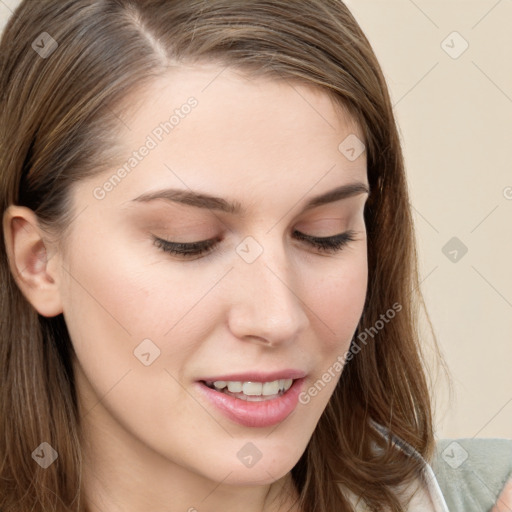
[[59, 236, 217, 451], [62, 231, 208, 345], [306, 249, 368, 353], [293, 250, 367, 419], [59, 234, 205, 401]]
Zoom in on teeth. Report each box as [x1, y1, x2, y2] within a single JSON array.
[[262, 381, 279, 395], [243, 382, 262, 395], [211, 379, 293, 396], [227, 381, 242, 393]]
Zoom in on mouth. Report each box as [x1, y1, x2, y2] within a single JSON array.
[[195, 374, 306, 428], [201, 378, 294, 401]]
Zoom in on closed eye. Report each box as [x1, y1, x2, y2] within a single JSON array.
[[152, 230, 358, 260]]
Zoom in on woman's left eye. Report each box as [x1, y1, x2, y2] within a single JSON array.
[[293, 229, 358, 253], [152, 229, 358, 260]]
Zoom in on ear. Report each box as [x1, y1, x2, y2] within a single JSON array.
[[2, 205, 63, 317]]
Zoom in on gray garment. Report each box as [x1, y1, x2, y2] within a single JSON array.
[[351, 423, 512, 511], [431, 437, 512, 512]]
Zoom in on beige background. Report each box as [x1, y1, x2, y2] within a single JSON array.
[[1, 0, 510, 440]]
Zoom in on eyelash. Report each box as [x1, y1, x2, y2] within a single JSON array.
[[152, 230, 358, 259]]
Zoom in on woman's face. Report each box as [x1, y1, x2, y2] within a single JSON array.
[[57, 64, 369, 489]]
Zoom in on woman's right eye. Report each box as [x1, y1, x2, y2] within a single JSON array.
[[152, 236, 217, 258]]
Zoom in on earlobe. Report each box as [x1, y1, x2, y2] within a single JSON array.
[[2, 205, 63, 317]]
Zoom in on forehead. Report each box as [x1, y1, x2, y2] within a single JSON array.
[[119, 62, 365, 153], [86, 64, 368, 211]]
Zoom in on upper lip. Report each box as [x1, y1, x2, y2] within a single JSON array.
[[199, 369, 307, 383]]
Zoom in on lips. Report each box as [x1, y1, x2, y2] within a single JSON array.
[[195, 370, 307, 427], [197, 369, 307, 383]]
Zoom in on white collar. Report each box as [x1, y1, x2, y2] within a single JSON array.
[[371, 421, 450, 512]]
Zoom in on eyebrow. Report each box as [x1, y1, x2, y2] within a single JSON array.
[[129, 181, 370, 215]]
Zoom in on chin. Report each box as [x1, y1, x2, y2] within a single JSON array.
[[198, 440, 304, 487], [211, 462, 295, 487]]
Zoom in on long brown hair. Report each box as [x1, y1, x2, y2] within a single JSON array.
[[0, 1, 447, 510]]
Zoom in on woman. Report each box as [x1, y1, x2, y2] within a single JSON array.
[[0, 1, 509, 511]]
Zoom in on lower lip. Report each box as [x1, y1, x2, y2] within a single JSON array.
[[195, 379, 305, 428]]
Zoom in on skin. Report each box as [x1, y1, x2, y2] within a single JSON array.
[[491, 479, 512, 512], [4, 64, 371, 511]]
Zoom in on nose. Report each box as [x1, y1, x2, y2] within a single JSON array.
[[226, 237, 310, 347]]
